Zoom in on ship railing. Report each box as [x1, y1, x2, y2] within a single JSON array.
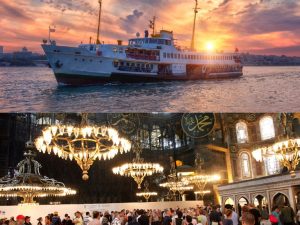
[[126, 53, 160, 61]]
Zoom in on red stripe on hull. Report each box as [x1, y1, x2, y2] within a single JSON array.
[[54, 72, 243, 86]]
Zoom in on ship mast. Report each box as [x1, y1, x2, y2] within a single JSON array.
[[96, 0, 102, 44], [149, 16, 156, 36], [191, 0, 200, 51]]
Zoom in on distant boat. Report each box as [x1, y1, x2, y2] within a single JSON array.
[[42, 1, 243, 86]]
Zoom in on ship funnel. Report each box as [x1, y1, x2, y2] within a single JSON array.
[[117, 40, 123, 46], [145, 30, 149, 38]]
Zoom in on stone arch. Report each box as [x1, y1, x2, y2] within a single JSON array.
[[272, 192, 290, 208], [253, 194, 267, 209], [224, 197, 235, 206], [237, 196, 249, 216]]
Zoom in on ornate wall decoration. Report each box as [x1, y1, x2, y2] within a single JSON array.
[[246, 114, 257, 122], [181, 113, 215, 138], [107, 113, 140, 135]]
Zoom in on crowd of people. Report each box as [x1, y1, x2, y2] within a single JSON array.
[[1, 203, 300, 225]]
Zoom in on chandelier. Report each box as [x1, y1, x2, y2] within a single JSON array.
[[136, 181, 157, 202], [183, 174, 221, 190], [159, 157, 193, 201], [160, 181, 193, 195], [35, 114, 131, 180], [252, 113, 300, 178], [253, 138, 300, 178], [194, 190, 211, 200], [182, 153, 220, 191], [112, 141, 164, 189], [0, 141, 76, 204]]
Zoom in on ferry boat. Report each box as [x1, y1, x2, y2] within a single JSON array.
[[42, 1, 243, 86]]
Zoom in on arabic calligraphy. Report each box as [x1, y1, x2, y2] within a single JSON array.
[[181, 113, 215, 138], [107, 113, 140, 134]]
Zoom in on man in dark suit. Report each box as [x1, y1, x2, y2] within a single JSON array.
[[137, 210, 149, 225]]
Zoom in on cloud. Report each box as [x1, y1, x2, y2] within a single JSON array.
[[39, 0, 96, 15], [1, 0, 300, 56], [119, 9, 144, 34], [0, 1, 32, 21], [218, 0, 231, 7], [230, 1, 300, 35]]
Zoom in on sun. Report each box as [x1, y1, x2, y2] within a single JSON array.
[[205, 41, 215, 51]]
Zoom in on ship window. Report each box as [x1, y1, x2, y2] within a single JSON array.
[[166, 40, 171, 45], [163, 53, 166, 58], [158, 39, 164, 45], [90, 59, 93, 62], [174, 54, 177, 59], [74, 58, 77, 61], [82, 59, 85, 61], [167, 53, 170, 58], [120, 61, 124, 66]]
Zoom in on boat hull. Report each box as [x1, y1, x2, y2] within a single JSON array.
[[54, 72, 243, 86]]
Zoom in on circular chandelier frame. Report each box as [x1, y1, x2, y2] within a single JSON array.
[[0, 148, 76, 204], [35, 122, 131, 180]]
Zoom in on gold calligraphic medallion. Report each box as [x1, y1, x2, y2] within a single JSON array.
[[181, 113, 215, 138]]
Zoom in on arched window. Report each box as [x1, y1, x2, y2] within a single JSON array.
[[264, 155, 281, 175], [151, 125, 162, 149], [241, 152, 251, 178], [236, 121, 249, 143], [259, 116, 275, 140]]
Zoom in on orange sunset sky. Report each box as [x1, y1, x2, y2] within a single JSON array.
[[1, 0, 300, 56]]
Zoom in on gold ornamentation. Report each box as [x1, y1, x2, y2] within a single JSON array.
[[181, 113, 215, 138], [35, 114, 131, 180], [0, 142, 76, 204]]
